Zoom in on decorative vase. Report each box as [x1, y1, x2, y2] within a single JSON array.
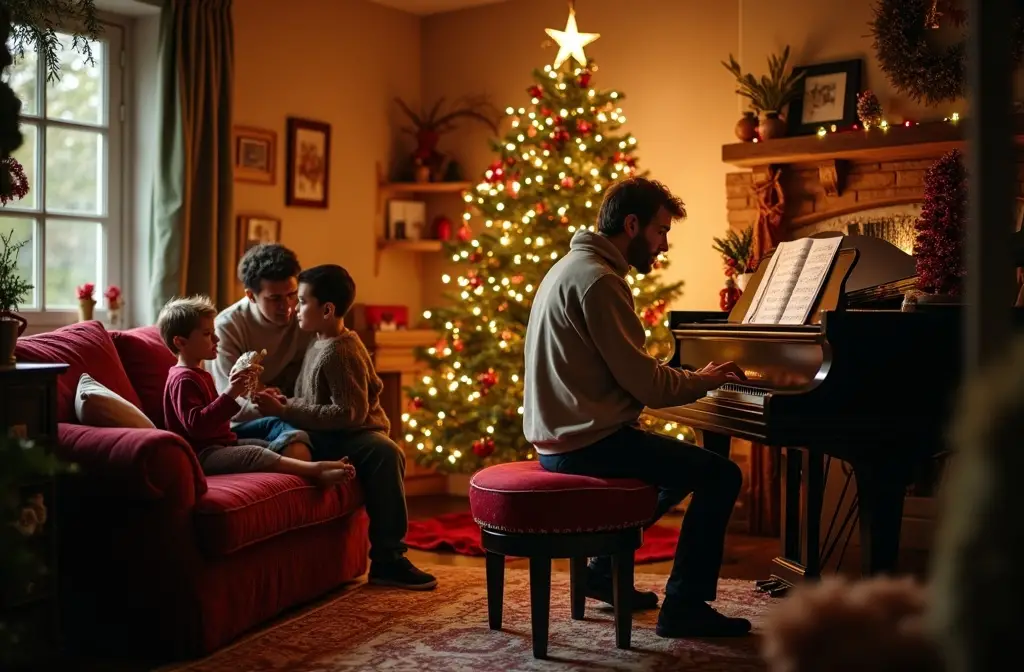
[[736, 273, 753, 292], [735, 112, 759, 142], [433, 215, 452, 241], [108, 301, 123, 328], [78, 298, 95, 322], [758, 112, 786, 140], [0, 312, 27, 365]]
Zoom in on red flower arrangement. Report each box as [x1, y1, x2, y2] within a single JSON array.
[[104, 285, 122, 307], [76, 283, 95, 302]]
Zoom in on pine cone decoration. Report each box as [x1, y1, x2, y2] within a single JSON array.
[[857, 90, 884, 128]]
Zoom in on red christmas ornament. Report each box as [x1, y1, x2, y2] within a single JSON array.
[[469, 252, 482, 263], [433, 215, 452, 241], [501, 329, 512, 341], [409, 397, 423, 410], [535, 202, 546, 214], [453, 339, 464, 352], [560, 176, 574, 189], [527, 126, 537, 137], [576, 119, 592, 134], [719, 279, 742, 312], [457, 221, 472, 242], [578, 71, 592, 88], [528, 85, 543, 99], [477, 368, 498, 393], [472, 437, 496, 458], [540, 107, 552, 117], [469, 273, 484, 289], [511, 274, 524, 284]]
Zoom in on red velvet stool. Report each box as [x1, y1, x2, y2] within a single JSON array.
[[469, 461, 658, 659]]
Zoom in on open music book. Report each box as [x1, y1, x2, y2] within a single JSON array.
[[742, 236, 844, 325]]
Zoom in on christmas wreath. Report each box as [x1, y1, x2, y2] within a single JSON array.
[[870, 0, 1024, 106]]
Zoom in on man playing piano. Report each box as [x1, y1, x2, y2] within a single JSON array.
[[523, 176, 751, 638]]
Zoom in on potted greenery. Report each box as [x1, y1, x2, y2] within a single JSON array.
[[722, 46, 805, 140], [712, 225, 756, 290], [0, 228, 31, 364], [395, 95, 500, 182]]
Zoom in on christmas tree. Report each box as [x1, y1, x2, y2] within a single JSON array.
[[400, 6, 693, 474], [913, 149, 967, 295]]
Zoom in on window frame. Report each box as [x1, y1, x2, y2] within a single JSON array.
[[1, 19, 126, 328]]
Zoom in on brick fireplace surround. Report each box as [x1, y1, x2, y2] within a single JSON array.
[[716, 116, 1024, 549]]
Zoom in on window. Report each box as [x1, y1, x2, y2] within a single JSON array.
[[2, 25, 124, 323]]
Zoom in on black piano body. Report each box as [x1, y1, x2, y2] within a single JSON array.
[[646, 234, 978, 593]]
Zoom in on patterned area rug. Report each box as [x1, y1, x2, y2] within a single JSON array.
[[167, 565, 774, 671]]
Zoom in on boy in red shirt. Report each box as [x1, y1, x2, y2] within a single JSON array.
[[158, 295, 355, 485]]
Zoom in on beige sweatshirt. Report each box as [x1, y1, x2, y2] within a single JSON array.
[[210, 298, 314, 424], [523, 229, 716, 455], [281, 331, 391, 435]]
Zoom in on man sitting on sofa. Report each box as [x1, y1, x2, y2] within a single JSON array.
[[210, 243, 436, 590]]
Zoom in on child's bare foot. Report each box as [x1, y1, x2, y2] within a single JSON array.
[[317, 467, 355, 487]]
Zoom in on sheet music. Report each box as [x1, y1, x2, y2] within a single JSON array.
[[746, 239, 813, 324], [778, 237, 844, 325], [741, 251, 781, 323]]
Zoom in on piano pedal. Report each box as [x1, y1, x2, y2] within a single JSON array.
[[754, 578, 790, 597]]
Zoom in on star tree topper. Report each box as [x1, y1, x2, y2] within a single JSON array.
[[545, 2, 600, 69]]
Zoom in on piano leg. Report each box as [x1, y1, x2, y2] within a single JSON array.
[[760, 447, 826, 597], [701, 431, 731, 460], [852, 460, 908, 576]]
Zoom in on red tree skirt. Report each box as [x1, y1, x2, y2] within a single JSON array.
[[406, 512, 680, 564]]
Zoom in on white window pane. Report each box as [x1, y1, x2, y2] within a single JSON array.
[[4, 42, 37, 117], [46, 34, 104, 126], [45, 127, 103, 215], [44, 219, 101, 309], [7, 122, 37, 210], [0, 218, 36, 309]]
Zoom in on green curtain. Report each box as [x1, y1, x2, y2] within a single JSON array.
[[149, 0, 234, 322]]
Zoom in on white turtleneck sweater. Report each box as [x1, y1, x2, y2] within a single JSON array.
[[209, 297, 314, 425]]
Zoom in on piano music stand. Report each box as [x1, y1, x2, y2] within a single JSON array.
[[728, 244, 860, 325]]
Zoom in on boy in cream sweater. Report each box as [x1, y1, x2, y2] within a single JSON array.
[[253, 264, 437, 591]]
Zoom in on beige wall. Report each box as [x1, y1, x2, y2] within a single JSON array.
[[417, 0, 978, 311], [233, 0, 425, 317]]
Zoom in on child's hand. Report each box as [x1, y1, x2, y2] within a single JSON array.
[[253, 390, 286, 417], [227, 369, 255, 398]]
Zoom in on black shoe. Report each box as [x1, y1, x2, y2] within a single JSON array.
[[585, 567, 659, 610], [656, 600, 752, 638], [368, 557, 438, 590]]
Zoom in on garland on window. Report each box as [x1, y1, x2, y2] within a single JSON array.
[[870, 0, 1024, 106]]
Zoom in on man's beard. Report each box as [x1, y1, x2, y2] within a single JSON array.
[[626, 236, 654, 273]]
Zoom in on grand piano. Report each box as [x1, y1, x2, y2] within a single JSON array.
[[646, 233, 973, 594]]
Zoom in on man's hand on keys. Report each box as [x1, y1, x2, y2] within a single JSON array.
[[695, 361, 747, 388]]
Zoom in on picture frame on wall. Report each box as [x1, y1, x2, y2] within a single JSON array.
[[236, 215, 282, 266], [233, 126, 276, 184], [786, 59, 862, 136], [285, 117, 331, 208]]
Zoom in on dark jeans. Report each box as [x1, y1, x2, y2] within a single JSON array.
[[306, 429, 409, 564], [233, 417, 304, 447], [537, 426, 742, 604]]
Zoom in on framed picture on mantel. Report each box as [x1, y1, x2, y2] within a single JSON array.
[[787, 58, 862, 137]]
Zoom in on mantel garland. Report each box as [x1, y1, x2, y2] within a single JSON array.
[[869, 0, 1024, 106]]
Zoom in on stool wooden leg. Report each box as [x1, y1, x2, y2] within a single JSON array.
[[612, 550, 634, 650], [569, 556, 587, 620], [485, 551, 504, 630], [529, 557, 552, 659]]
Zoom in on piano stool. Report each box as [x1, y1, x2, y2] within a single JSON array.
[[468, 461, 659, 659]]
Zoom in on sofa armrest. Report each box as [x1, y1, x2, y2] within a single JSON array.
[[57, 423, 207, 506]]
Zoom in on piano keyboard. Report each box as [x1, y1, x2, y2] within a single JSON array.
[[708, 383, 770, 406]]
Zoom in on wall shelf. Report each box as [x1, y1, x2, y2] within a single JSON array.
[[375, 161, 473, 214], [374, 238, 445, 274]]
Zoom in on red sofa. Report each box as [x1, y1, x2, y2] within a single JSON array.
[[15, 321, 369, 660]]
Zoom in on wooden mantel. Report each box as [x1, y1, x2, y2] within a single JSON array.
[[722, 114, 1024, 168]]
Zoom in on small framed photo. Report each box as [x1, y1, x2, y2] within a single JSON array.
[[233, 126, 276, 184], [236, 215, 281, 264], [286, 117, 331, 208], [787, 59, 862, 136]]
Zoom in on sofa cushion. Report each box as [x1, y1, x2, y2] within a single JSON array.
[[110, 326, 176, 427], [75, 373, 156, 429], [193, 473, 364, 557], [16, 320, 143, 423]]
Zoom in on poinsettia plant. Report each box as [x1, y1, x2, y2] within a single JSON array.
[[104, 285, 121, 308]]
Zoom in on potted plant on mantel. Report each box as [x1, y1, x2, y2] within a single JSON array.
[[395, 95, 500, 182], [0, 229, 31, 364], [722, 46, 805, 141]]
